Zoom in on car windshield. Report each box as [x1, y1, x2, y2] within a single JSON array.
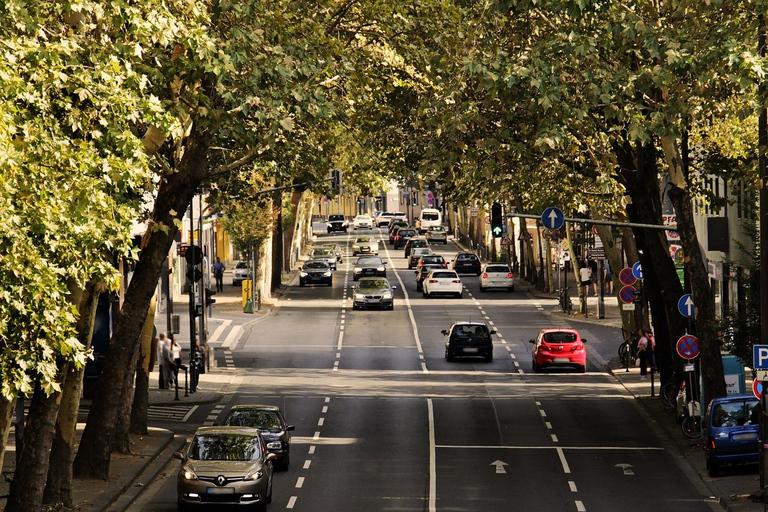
[[329, 215, 345, 221], [486, 265, 510, 273], [422, 256, 444, 264], [355, 238, 371, 243], [188, 434, 262, 461], [313, 250, 331, 256], [305, 262, 328, 270], [432, 272, 457, 279], [357, 216, 371, 220], [411, 240, 427, 246], [224, 410, 283, 431], [235, 262, 248, 269], [322, 244, 337, 250], [455, 325, 489, 336], [711, 400, 759, 427], [357, 258, 381, 266], [359, 279, 389, 290], [542, 332, 578, 343], [422, 212, 439, 220]]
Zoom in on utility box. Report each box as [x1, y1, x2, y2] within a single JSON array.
[[722, 354, 746, 395], [171, 314, 180, 334], [242, 280, 252, 308]]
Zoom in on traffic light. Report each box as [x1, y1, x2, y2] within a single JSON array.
[[205, 288, 217, 306], [491, 203, 503, 238], [184, 245, 204, 283], [330, 168, 342, 193]]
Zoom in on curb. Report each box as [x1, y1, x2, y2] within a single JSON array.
[[150, 392, 224, 408]]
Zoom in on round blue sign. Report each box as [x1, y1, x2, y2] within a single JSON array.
[[632, 262, 643, 280], [541, 207, 565, 230], [677, 294, 694, 318], [676, 334, 699, 360]]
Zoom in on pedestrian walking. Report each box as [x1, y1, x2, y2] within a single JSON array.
[[588, 259, 599, 296], [578, 262, 592, 297], [157, 332, 167, 389], [636, 329, 655, 379], [212, 257, 225, 292], [171, 337, 182, 383], [604, 261, 613, 294], [162, 336, 176, 388]]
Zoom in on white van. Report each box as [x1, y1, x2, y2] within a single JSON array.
[[418, 208, 442, 233]]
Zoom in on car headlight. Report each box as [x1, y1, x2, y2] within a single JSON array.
[[355, 293, 365, 300], [354, 267, 362, 273], [353, 246, 360, 250], [382, 291, 393, 299], [323, 271, 332, 277], [377, 266, 385, 271], [182, 465, 198, 480], [245, 469, 264, 481], [266, 441, 282, 450], [300, 272, 308, 277]]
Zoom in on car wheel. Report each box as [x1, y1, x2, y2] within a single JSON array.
[[706, 456, 719, 477], [353, 276, 359, 281], [416, 283, 422, 291], [299, 281, 305, 287], [509, 286, 515, 292], [423, 289, 429, 298], [388, 304, 394, 311], [476, 271, 481, 276], [352, 304, 359, 310], [278, 452, 290, 471], [480, 285, 487, 292], [485, 354, 493, 363], [579, 365, 586, 373], [456, 292, 463, 299], [445, 350, 453, 362], [327, 281, 333, 287], [532, 360, 540, 373], [254, 502, 267, 512]]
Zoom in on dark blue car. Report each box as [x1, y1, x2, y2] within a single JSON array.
[[704, 394, 759, 477]]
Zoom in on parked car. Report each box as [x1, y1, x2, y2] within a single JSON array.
[[704, 394, 759, 477], [352, 277, 396, 310], [311, 248, 337, 270], [352, 236, 379, 256], [426, 225, 448, 244], [299, 260, 333, 287], [221, 405, 295, 471], [422, 269, 463, 298], [326, 213, 348, 233], [408, 247, 433, 269], [393, 228, 417, 249], [416, 263, 446, 291], [442, 322, 495, 362], [529, 328, 587, 373], [480, 263, 515, 292], [321, 242, 343, 263], [175, 426, 275, 511], [353, 215, 373, 230], [232, 261, 251, 286], [377, 212, 394, 227], [404, 237, 429, 258], [452, 252, 481, 275], [353, 256, 387, 281], [416, 254, 447, 271]]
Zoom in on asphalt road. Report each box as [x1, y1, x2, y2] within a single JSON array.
[[129, 227, 718, 512]]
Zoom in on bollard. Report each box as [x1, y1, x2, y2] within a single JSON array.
[[184, 367, 189, 397]]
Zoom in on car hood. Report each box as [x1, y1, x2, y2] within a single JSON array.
[[259, 431, 286, 442], [186, 460, 260, 477]]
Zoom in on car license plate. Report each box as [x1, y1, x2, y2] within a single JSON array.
[[463, 347, 479, 353], [207, 488, 235, 494], [368, 298, 380, 303], [554, 357, 570, 363], [733, 433, 757, 441]]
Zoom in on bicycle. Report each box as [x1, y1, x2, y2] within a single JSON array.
[[680, 398, 702, 439], [617, 330, 637, 368], [660, 378, 683, 409], [558, 288, 573, 314]]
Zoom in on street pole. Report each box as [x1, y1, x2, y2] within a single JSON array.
[[758, 12, 768, 492], [187, 197, 197, 393], [598, 260, 605, 319]]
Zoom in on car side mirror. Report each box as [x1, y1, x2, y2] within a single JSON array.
[[490, 329, 498, 335], [391, 285, 397, 289], [581, 339, 587, 343], [528, 339, 535, 344], [383, 261, 388, 265], [441, 329, 449, 336], [286, 424, 296, 431], [173, 451, 184, 461]]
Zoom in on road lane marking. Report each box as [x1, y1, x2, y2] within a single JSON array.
[[222, 325, 243, 349], [569, 481, 578, 492], [325, 397, 330, 403], [540, 410, 547, 418], [296, 477, 304, 488], [287, 496, 297, 508], [309, 446, 315, 454], [318, 418, 325, 426], [551, 434, 558, 443], [546, 422, 553, 430], [435, 445, 664, 451], [208, 319, 232, 344], [428, 398, 436, 512], [181, 405, 199, 422], [575, 500, 586, 511], [557, 447, 571, 473], [303, 460, 312, 469], [313, 432, 320, 440], [322, 406, 328, 413]]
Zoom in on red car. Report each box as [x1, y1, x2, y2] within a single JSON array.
[[529, 328, 587, 373]]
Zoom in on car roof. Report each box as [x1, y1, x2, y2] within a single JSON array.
[[710, 394, 758, 403], [539, 328, 580, 335], [452, 321, 488, 327], [194, 426, 262, 436]]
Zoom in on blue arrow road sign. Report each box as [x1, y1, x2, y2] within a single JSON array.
[[677, 294, 694, 318], [754, 345, 768, 369], [541, 207, 565, 230], [632, 262, 643, 280]]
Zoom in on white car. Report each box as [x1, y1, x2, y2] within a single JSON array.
[[480, 263, 515, 292], [352, 237, 379, 256], [391, 212, 408, 224], [232, 261, 251, 286], [422, 270, 463, 298], [353, 215, 373, 230], [376, 212, 394, 227]]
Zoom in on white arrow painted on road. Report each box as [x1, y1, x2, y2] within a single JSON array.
[[684, 296, 694, 316], [615, 463, 634, 475], [491, 460, 508, 474]]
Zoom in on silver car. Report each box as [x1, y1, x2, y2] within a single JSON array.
[[232, 261, 251, 286], [176, 426, 275, 512], [352, 277, 396, 310], [352, 237, 379, 256], [311, 248, 337, 270], [321, 243, 343, 263], [426, 226, 448, 245]]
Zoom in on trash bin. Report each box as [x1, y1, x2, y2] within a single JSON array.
[[244, 298, 253, 314]]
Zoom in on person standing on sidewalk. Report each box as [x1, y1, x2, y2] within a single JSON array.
[[578, 262, 592, 296], [636, 329, 655, 379], [157, 332, 168, 389], [162, 336, 176, 388], [212, 257, 225, 292], [171, 337, 182, 383]]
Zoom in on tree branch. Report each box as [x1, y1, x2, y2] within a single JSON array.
[[209, 150, 260, 178]]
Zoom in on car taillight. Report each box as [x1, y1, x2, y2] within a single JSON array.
[[507, 273, 514, 278], [428, 279, 438, 283], [442, 263, 447, 268], [452, 279, 461, 283], [482, 273, 488, 278], [571, 345, 583, 351]]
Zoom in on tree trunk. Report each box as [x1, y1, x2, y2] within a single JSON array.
[[6, 381, 63, 512], [113, 353, 137, 454], [73, 128, 212, 480], [130, 294, 158, 436], [614, 137, 688, 386], [272, 194, 283, 292], [283, 191, 302, 270], [0, 396, 15, 472], [44, 281, 100, 507]]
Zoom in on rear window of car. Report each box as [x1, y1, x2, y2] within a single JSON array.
[[224, 410, 282, 430], [711, 400, 759, 427], [486, 265, 510, 273], [457, 254, 478, 261], [392, 213, 406, 217], [399, 230, 416, 237], [542, 332, 578, 343], [432, 271, 457, 279], [313, 249, 331, 256], [420, 265, 443, 274], [454, 325, 489, 336], [329, 215, 345, 221], [422, 256, 444, 263], [422, 212, 439, 221], [429, 226, 445, 232]]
